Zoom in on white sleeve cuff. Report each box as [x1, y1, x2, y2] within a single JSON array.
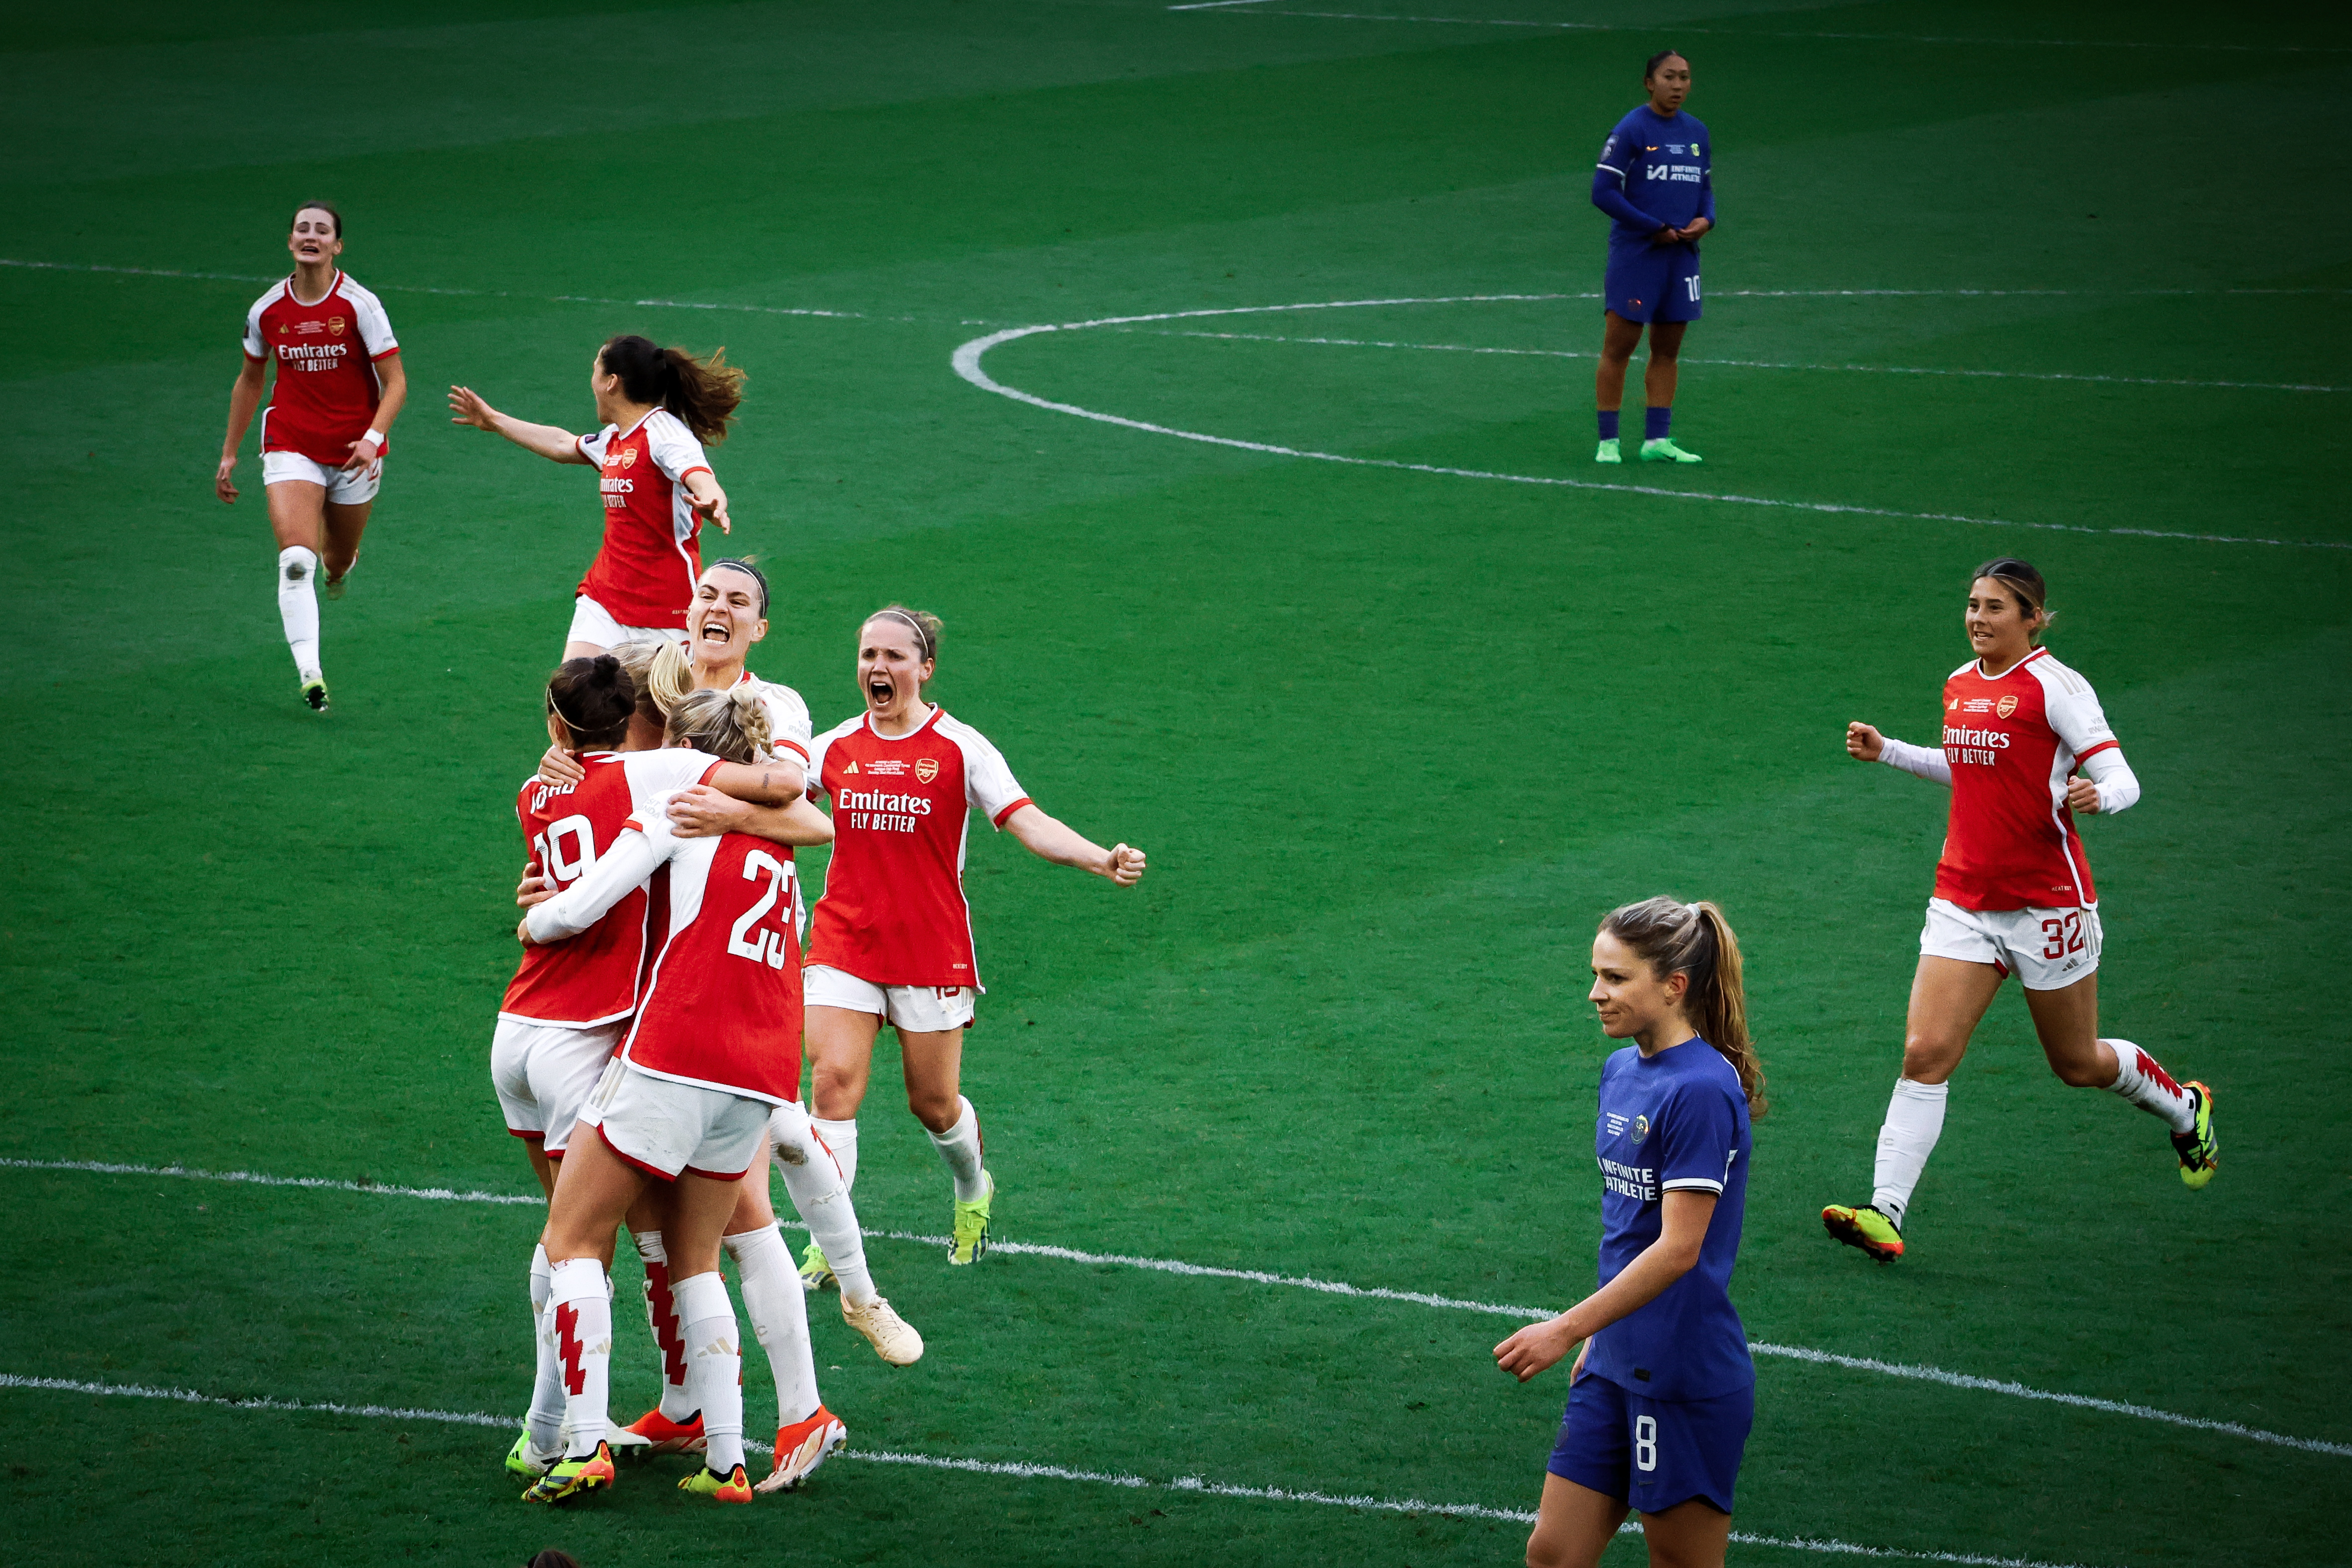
[[1661, 1177, 1724, 1194]]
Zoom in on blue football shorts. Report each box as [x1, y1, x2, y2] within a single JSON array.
[[1547, 1370, 1753, 1516], [1604, 240, 1702, 323]]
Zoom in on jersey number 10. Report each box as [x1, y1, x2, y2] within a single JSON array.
[[727, 851, 796, 970]]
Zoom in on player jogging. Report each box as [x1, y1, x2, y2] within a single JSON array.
[[518, 687, 836, 1505], [1590, 51, 1711, 466], [675, 606, 1145, 1276], [1823, 558, 2217, 1265], [1496, 897, 1763, 1568], [448, 335, 740, 655], [216, 202, 408, 711]]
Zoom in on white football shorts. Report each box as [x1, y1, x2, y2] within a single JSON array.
[[1919, 897, 2102, 991], [262, 448, 383, 504], [567, 595, 676, 652], [578, 1058, 769, 1180], [490, 1017, 623, 1155], [803, 964, 976, 1032]]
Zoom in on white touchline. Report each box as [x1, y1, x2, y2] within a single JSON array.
[[1215, 9, 2352, 54], [948, 298, 2352, 552], [9, 1155, 2349, 1458], [1139, 326, 2345, 395], [0, 1371, 2108, 1566]]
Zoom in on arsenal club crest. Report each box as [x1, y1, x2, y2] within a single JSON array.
[[1996, 695, 2017, 719], [620, 447, 639, 468], [915, 758, 939, 784], [328, 314, 346, 335]]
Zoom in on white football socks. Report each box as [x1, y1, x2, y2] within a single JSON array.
[[632, 1229, 695, 1422], [2103, 1039, 2197, 1133], [928, 1097, 989, 1204], [546, 1257, 612, 1458], [675, 1270, 745, 1477], [724, 1223, 821, 1428], [773, 1104, 877, 1306], [812, 1115, 859, 1191], [1870, 1078, 1949, 1230], [525, 1243, 564, 1454], [276, 545, 321, 681]]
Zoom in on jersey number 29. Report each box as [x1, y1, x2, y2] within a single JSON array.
[[727, 851, 795, 970]]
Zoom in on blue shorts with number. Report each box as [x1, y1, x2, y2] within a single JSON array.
[[1547, 1370, 1752, 1515], [1604, 239, 1702, 323]]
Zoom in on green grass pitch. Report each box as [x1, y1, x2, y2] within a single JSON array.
[[4, 1, 2349, 1563]]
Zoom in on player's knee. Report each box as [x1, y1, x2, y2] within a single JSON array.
[[1899, 1034, 1961, 1082], [906, 1086, 958, 1132]]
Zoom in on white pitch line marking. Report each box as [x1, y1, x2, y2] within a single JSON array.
[[10, 1155, 2348, 1457], [1218, 9, 2352, 54], [1138, 326, 2345, 394], [0, 1371, 2106, 1564], [949, 303, 2352, 551]]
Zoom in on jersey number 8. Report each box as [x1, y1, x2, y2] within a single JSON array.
[[1634, 1414, 1659, 1473], [727, 850, 795, 970]]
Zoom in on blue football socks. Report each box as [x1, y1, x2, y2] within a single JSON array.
[[1597, 409, 1620, 441], [1645, 406, 1672, 441]]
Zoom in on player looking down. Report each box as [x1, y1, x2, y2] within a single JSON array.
[[1823, 558, 2217, 1265], [667, 606, 1146, 1275], [216, 202, 408, 711], [1590, 50, 1711, 466], [518, 687, 835, 1506], [448, 335, 740, 655], [1496, 898, 1763, 1568]]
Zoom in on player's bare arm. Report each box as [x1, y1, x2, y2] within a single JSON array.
[[681, 469, 731, 535], [1492, 1188, 1716, 1382], [216, 357, 268, 503], [447, 384, 592, 464], [1002, 804, 1146, 886], [1846, 721, 1885, 762], [667, 787, 834, 846], [343, 354, 407, 472]]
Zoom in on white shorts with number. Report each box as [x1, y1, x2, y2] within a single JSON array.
[[566, 595, 676, 652], [490, 1017, 623, 1155], [579, 1058, 770, 1180], [1919, 897, 2101, 991], [262, 448, 383, 504], [804, 964, 976, 1032]]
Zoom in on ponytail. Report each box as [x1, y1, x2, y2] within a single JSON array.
[[1598, 896, 1768, 1117], [545, 654, 635, 750], [666, 685, 770, 765], [597, 334, 746, 444]]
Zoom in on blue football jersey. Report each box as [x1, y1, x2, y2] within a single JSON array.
[[1595, 106, 1713, 237], [1582, 1036, 1753, 1401]]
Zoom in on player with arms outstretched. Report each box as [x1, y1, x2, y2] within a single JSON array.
[[1497, 898, 1765, 1568], [1590, 50, 1711, 466], [671, 606, 1145, 1274], [1823, 558, 2217, 1265], [449, 335, 739, 655], [216, 202, 408, 710]]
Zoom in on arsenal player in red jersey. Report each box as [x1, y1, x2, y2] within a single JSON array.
[[673, 606, 1146, 1274], [448, 334, 738, 656], [1822, 559, 2218, 1265], [216, 202, 408, 712]]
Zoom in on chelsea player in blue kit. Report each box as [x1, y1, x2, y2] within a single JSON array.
[[1495, 898, 1766, 1568], [1591, 51, 1712, 465]]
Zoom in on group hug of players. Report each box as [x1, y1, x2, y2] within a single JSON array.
[[217, 144, 2216, 1566]]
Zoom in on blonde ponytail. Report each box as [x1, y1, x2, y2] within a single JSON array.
[[645, 637, 696, 719], [666, 685, 770, 765]]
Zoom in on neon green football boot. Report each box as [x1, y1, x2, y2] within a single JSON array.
[[520, 1440, 615, 1504], [301, 676, 330, 712], [949, 1171, 995, 1265], [798, 1240, 836, 1293], [1595, 437, 1622, 464], [2172, 1082, 2218, 1189], [1639, 437, 1703, 464], [505, 1428, 560, 1478], [1822, 1203, 1904, 1263]]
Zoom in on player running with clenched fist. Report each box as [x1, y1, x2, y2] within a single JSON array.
[[1823, 558, 2217, 1266], [449, 335, 740, 655], [216, 202, 408, 711]]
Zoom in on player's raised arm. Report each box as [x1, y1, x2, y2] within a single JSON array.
[[449, 383, 592, 464], [1001, 804, 1145, 886]]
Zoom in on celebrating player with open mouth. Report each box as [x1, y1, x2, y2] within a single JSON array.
[[448, 335, 740, 655], [676, 606, 1145, 1275], [216, 202, 408, 711], [518, 687, 839, 1506], [1497, 898, 1764, 1568], [1590, 50, 1711, 466], [1823, 558, 2217, 1264]]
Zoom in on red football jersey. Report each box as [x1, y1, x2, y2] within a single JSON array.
[[1932, 648, 2120, 912], [623, 819, 804, 1103], [807, 709, 1032, 988], [241, 272, 399, 465], [499, 751, 720, 1027], [574, 410, 713, 629]]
